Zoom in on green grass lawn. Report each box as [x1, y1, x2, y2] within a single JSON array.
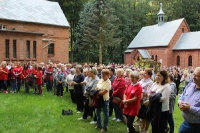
[[0, 87, 183, 133]]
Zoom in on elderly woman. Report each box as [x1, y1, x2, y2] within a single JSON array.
[[125, 69, 132, 87], [112, 68, 126, 122], [0, 61, 9, 93], [46, 62, 53, 92], [56, 65, 66, 97], [66, 68, 76, 103], [72, 65, 85, 113], [15, 62, 23, 93], [148, 70, 171, 133], [78, 67, 99, 121], [122, 71, 142, 133], [95, 69, 111, 132], [138, 68, 153, 133]]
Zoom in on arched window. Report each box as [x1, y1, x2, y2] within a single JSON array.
[[177, 56, 180, 66], [188, 56, 192, 66], [155, 55, 158, 62], [152, 55, 154, 60]]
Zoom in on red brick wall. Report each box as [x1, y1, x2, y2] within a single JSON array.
[[124, 19, 199, 68], [173, 51, 199, 68], [124, 53, 132, 64], [0, 20, 69, 63]]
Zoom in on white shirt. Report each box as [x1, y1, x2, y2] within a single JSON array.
[[150, 83, 171, 112], [96, 78, 111, 101], [66, 74, 75, 90]]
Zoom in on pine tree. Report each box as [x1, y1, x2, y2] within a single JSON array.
[[75, 0, 121, 64]]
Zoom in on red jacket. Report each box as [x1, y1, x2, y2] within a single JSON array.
[[112, 76, 126, 100], [0, 67, 9, 80], [14, 66, 23, 79], [22, 69, 31, 80], [36, 71, 43, 85], [46, 67, 53, 80]]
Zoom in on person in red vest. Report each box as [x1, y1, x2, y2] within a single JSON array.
[[10, 63, 17, 93], [0, 61, 9, 93], [15, 62, 23, 93], [46, 62, 53, 92], [22, 63, 31, 93], [32, 64, 38, 93], [35, 66, 43, 95]]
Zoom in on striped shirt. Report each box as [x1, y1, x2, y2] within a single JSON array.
[[178, 82, 200, 123], [139, 78, 153, 102]]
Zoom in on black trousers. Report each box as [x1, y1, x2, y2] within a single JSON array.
[[152, 111, 169, 133], [109, 97, 113, 117], [83, 98, 93, 119], [57, 84, 63, 96], [75, 93, 84, 111], [69, 90, 76, 103], [125, 115, 136, 133]]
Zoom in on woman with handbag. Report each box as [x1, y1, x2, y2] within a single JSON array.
[[112, 68, 126, 122], [95, 69, 111, 132], [122, 71, 142, 133], [148, 70, 171, 133], [138, 68, 153, 133], [77, 67, 99, 121]]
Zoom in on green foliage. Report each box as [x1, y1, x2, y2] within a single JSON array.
[[50, 0, 200, 63], [74, 0, 121, 64]]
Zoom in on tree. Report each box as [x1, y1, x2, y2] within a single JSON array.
[[75, 0, 121, 64]]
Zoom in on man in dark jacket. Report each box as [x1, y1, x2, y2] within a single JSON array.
[[174, 70, 181, 95], [108, 67, 116, 117]]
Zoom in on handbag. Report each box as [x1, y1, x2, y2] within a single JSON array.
[[112, 96, 122, 104]]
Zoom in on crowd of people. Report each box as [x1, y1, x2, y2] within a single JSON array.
[[0, 61, 199, 133]]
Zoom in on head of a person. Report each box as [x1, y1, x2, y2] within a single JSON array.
[[70, 68, 76, 75], [102, 69, 110, 81], [139, 71, 145, 79], [175, 69, 179, 74], [125, 69, 132, 77], [66, 64, 71, 69], [61, 65, 65, 71], [1, 61, 7, 68], [23, 63, 28, 69], [168, 73, 174, 82], [192, 67, 200, 86], [144, 68, 152, 79], [37, 66, 42, 71], [130, 71, 140, 84], [76, 65, 83, 74], [183, 72, 188, 77], [90, 67, 98, 79], [97, 67, 102, 73], [109, 67, 115, 76], [83, 69, 88, 77], [156, 70, 168, 85], [49, 62, 53, 67], [17, 62, 21, 67], [116, 68, 124, 77]]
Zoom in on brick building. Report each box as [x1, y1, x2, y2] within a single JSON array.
[[0, 0, 70, 63], [124, 3, 200, 68]]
